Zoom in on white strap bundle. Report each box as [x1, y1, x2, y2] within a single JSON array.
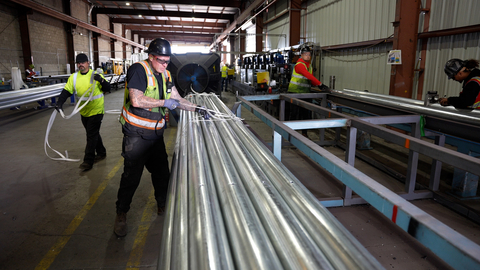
[[44, 84, 95, 161]]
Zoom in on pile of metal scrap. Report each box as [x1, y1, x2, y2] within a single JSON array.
[[158, 93, 383, 270]]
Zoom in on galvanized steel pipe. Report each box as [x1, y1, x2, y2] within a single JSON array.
[[158, 93, 384, 270], [332, 88, 480, 127], [0, 83, 65, 110]]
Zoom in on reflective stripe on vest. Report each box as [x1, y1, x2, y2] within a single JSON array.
[[467, 76, 480, 109], [139, 61, 157, 89], [121, 105, 164, 130], [73, 71, 104, 101], [288, 62, 312, 93]]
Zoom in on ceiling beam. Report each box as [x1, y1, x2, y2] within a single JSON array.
[[94, 8, 235, 21], [125, 25, 222, 34], [111, 18, 227, 28], [9, 0, 145, 49], [133, 31, 213, 38], [106, 0, 242, 8], [140, 35, 213, 44], [211, 0, 266, 48]]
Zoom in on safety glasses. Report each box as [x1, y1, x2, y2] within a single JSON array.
[[153, 56, 170, 65]]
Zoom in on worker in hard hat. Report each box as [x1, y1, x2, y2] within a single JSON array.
[[114, 37, 210, 237], [55, 53, 110, 171], [221, 62, 228, 91], [439, 58, 480, 109], [287, 46, 330, 137]]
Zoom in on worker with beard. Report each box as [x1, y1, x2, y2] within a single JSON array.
[[55, 53, 110, 171]]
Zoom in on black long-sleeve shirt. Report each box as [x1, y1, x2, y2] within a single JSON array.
[[448, 68, 480, 109]]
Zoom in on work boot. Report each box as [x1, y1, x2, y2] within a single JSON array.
[[79, 162, 93, 171], [94, 154, 106, 163], [114, 212, 127, 237]]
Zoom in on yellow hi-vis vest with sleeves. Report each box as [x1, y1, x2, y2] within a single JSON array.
[[221, 65, 228, 78], [288, 62, 313, 93], [120, 60, 172, 132], [64, 69, 105, 117]]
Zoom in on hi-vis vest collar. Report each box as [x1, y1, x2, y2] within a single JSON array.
[[73, 70, 104, 101]]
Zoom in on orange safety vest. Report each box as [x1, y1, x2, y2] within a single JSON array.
[[466, 76, 480, 109]]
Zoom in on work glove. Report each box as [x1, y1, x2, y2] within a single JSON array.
[[195, 106, 212, 120], [94, 74, 104, 83], [54, 104, 63, 113], [319, 83, 331, 93], [164, 99, 180, 110]]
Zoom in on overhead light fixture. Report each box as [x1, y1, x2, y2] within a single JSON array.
[[138, 14, 142, 17], [126, 2, 130, 6]]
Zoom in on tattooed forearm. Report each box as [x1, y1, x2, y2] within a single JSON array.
[[129, 88, 163, 109], [171, 87, 197, 111]]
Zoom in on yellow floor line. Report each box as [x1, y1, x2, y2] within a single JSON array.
[[125, 190, 156, 270], [125, 127, 177, 270], [35, 158, 124, 270]]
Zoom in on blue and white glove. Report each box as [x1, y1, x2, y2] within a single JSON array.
[[164, 99, 180, 110]]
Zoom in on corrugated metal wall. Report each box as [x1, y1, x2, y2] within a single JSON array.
[[265, 14, 289, 51], [264, 0, 396, 93], [245, 25, 257, 52], [264, 0, 289, 51], [305, 0, 396, 93], [262, 0, 480, 97], [319, 43, 392, 94], [305, 0, 395, 46], [421, 0, 480, 99]]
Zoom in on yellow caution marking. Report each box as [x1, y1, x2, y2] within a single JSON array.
[[35, 158, 124, 270], [126, 190, 157, 270]]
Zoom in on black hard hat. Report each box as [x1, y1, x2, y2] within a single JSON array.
[[300, 46, 312, 54], [444, 58, 466, 80], [75, 53, 89, 63], [145, 38, 171, 56]]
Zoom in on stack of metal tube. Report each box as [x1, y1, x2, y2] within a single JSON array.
[[158, 93, 384, 270]]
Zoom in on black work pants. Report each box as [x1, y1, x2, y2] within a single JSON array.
[[116, 135, 170, 214], [81, 114, 106, 165]]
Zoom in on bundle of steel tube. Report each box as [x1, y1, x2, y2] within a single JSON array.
[[158, 93, 384, 270], [0, 83, 65, 110]]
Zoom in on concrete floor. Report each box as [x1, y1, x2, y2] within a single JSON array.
[[0, 88, 478, 269]]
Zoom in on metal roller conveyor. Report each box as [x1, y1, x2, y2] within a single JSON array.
[[158, 93, 384, 270], [0, 83, 65, 110]]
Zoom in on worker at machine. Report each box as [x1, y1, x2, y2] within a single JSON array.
[[440, 58, 480, 109], [287, 45, 330, 137], [25, 64, 35, 82], [221, 62, 228, 91], [55, 53, 110, 171], [114, 37, 210, 237]]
